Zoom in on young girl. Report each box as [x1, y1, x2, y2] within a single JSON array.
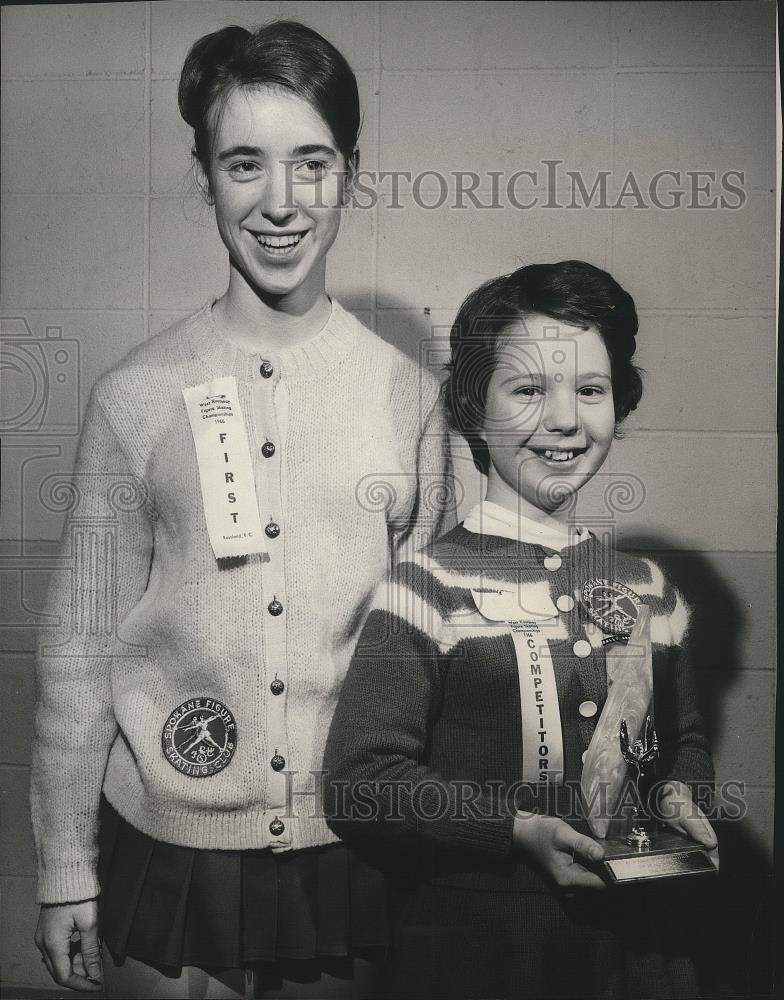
[[31, 21, 452, 999], [324, 260, 719, 999]]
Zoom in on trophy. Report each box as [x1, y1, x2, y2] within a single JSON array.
[[619, 714, 658, 851], [580, 605, 718, 884]]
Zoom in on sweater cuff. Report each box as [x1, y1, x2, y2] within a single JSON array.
[[667, 748, 715, 788], [37, 863, 100, 906], [448, 813, 516, 859]]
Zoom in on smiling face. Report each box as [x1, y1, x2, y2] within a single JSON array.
[[479, 312, 616, 517], [198, 85, 353, 308]]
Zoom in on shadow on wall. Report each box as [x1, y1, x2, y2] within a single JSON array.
[[623, 537, 744, 755], [626, 534, 773, 999], [370, 291, 457, 371]]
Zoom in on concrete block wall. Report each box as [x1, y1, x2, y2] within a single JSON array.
[[0, 1, 776, 992]]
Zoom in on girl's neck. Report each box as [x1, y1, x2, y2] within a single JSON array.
[[484, 476, 573, 530], [213, 268, 332, 352]]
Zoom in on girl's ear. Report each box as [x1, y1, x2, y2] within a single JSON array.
[[342, 148, 360, 206], [193, 154, 214, 206]]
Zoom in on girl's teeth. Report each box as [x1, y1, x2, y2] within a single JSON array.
[[257, 233, 303, 248], [542, 450, 575, 462]]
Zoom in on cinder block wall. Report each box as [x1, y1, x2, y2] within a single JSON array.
[[0, 1, 776, 991]]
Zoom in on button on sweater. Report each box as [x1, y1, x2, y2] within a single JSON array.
[[31, 300, 455, 904]]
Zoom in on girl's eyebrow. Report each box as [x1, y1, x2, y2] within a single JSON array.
[[217, 144, 263, 161], [578, 371, 612, 381], [498, 371, 544, 386], [291, 143, 337, 157], [217, 143, 337, 162]]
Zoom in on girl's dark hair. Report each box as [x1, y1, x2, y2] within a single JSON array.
[[178, 21, 361, 168], [445, 260, 643, 475]]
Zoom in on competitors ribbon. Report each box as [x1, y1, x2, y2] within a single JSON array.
[[182, 376, 266, 560], [510, 620, 564, 785]]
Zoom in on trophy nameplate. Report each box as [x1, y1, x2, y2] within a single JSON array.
[[599, 826, 717, 884]]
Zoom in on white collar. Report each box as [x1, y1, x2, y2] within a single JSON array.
[[462, 500, 590, 552]]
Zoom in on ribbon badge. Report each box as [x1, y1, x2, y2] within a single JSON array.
[[182, 376, 266, 560]]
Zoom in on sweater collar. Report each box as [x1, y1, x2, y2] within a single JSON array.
[[463, 500, 591, 553], [186, 298, 360, 382]]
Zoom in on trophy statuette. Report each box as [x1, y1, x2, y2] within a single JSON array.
[[619, 714, 658, 850]]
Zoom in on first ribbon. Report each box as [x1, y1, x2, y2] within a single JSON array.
[[182, 375, 266, 560]]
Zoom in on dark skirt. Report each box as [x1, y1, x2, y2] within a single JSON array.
[[97, 798, 388, 972], [385, 878, 724, 1000]]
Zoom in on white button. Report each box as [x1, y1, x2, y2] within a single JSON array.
[[579, 700, 598, 718], [556, 594, 575, 613], [582, 750, 589, 763], [573, 639, 592, 658], [544, 553, 562, 571]]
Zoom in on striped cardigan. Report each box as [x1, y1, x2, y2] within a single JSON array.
[[324, 523, 714, 892]]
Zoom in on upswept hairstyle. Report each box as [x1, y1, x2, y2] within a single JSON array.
[[444, 260, 643, 475], [178, 21, 361, 171]]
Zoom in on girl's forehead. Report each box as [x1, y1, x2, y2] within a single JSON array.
[[501, 311, 589, 341], [211, 84, 336, 149], [494, 321, 611, 375]]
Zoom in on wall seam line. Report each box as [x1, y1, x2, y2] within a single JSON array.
[[609, 1, 617, 274], [370, 0, 381, 332], [143, 1, 152, 335]]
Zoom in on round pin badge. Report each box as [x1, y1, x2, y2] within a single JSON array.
[[162, 697, 237, 777], [581, 579, 641, 636]]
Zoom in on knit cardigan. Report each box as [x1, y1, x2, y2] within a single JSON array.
[[324, 522, 714, 893], [31, 300, 454, 904]]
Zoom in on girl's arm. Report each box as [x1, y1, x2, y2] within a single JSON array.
[[654, 575, 714, 791], [31, 387, 154, 905], [660, 644, 714, 790], [389, 372, 457, 562], [323, 561, 513, 859], [653, 580, 717, 850]]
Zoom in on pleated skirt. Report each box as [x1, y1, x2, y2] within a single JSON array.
[[97, 798, 388, 972]]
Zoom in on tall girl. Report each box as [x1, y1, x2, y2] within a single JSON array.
[[32, 21, 452, 999]]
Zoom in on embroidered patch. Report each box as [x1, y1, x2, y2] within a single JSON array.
[[162, 697, 237, 777], [581, 579, 641, 636]]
